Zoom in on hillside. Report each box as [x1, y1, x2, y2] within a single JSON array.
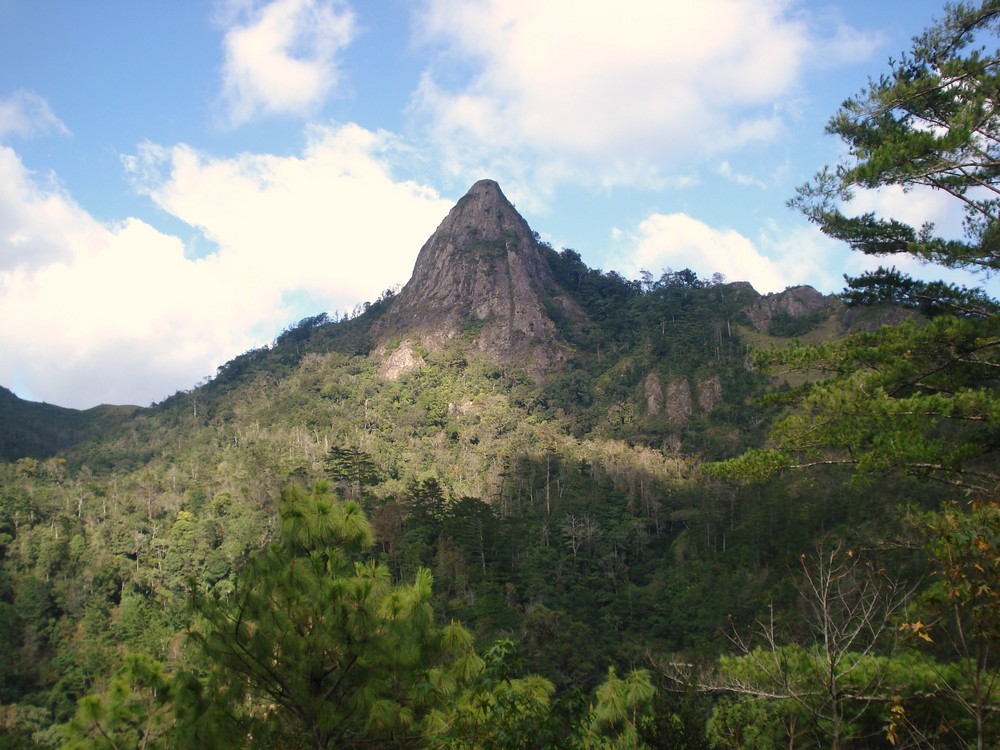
[[0, 180, 945, 747], [0, 386, 141, 462]]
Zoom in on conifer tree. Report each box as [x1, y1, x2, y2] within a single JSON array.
[[710, 5, 1000, 746], [714, 0, 1000, 497], [186, 481, 479, 749]]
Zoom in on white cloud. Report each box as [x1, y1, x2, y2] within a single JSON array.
[[838, 184, 999, 293], [0, 126, 452, 408], [717, 161, 766, 189], [128, 123, 452, 305], [613, 213, 793, 293], [217, 0, 356, 126], [609, 209, 903, 296], [411, 0, 879, 191], [0, 91, 70, 139], [849, 183, 967, 240], [0, 150, 244, 407], [0, 148, 102, 271], [609, 205, 1000, 308]]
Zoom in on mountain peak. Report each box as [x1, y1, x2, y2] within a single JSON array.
[[444, 178, 532, 248], [467, 177, 503, 194], [374, 180, 575, 375]]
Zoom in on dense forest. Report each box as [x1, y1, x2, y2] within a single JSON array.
[[4, 3, 1000, 748]]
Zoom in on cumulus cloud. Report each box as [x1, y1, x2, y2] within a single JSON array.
[[0, 149, 241, 407], [0, 149, 101, 271], [610, 208, 902, 295], [411, 0, 880, 190], [610, 204, 996, 303], [0, 126, 452, 408], [0, 91, 70, 139], [613, 213, 794, 293], [217, 0, 356, 126], [849, 183, 967, 240], [841, 184, 999, 291], [127, 123, 452, 304]]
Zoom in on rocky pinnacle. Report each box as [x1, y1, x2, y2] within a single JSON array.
[[375, 180, 573, 372]]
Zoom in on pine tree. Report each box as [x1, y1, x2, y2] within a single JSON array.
[[186, 481, 478, 749], [714, 0, 1000, 497]]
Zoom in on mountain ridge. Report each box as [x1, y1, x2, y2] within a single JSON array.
[[0, 179, 846, 460]]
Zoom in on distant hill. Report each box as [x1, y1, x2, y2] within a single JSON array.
[[0, 385, 141, 462]]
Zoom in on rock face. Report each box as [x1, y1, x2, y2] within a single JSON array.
[[644, 373, 664, 415], [697, 375, 723, 413], [666, 379, 693, 425], [374, 180, 573, 375], [378, 340, 424, 380], [744, 285, 836, 332]]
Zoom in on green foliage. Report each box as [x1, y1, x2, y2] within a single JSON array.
[[586, 666, 656, 749], [636, 683, 711, 750], [14, 48, 1000, 741], [468, 238, 507, 257], [790, 0, 1000, 271], [707, 544, 916, 749], [60, 653, 178, 750], [744, 0, 1000, 501], [841, 267, 999, 318], [322, 445, 381, 499], [766, 308, 826, 337], [722, 18, 1000, 740], [188, 481, 467, 749], [712, 314, 1000, 492], [424, 639, 563, 750], [0, 319, 896, 745], [0, 387, 140, 462], [520, 605, 601, 691], [707, 695, 793, 750], [59, 486, 639, 749], [904, 501, 1000, 746]]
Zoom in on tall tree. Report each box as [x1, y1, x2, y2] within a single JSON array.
[[708, 545, 914, 750], [60, 654, 179, 750], [907, 501, 1000, 749], [714, 0, 1000, 497], [792, 0, 1000, 285], [187, 481, 478, 749], [709, 5, 1000, 747], [323, 446, 380, 500], [423, 639, 559, 750]]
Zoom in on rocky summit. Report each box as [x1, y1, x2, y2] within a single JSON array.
[[374, 180, 580, 378]]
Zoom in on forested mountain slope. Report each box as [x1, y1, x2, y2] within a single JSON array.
[[0, 386, 141, 463], [0, 179, 952, 747]]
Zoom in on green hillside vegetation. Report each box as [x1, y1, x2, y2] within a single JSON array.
[[0, 387, 141, 463], [0, 252, 908, 748], [0, 251, 949, 748], [2, 3, 1000, 746]]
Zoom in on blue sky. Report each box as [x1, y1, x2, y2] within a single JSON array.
[[0, 0, 980, 408]]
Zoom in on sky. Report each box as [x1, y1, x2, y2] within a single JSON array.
[[0, 0, 987, 409]]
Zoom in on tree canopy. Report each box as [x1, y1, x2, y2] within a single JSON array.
[[708, 4, 1000, 745], [790, 0, 1000, 281], [715, 0, 1000, 496]]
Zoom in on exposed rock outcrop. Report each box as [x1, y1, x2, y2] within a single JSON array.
[[666, 379, 692, 425], [744, 285, 836, 332], [697, 375, 723, 413], [644, 373, 664, 415], [373, 180, 579, 378], [378, 340, 424, 381]]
